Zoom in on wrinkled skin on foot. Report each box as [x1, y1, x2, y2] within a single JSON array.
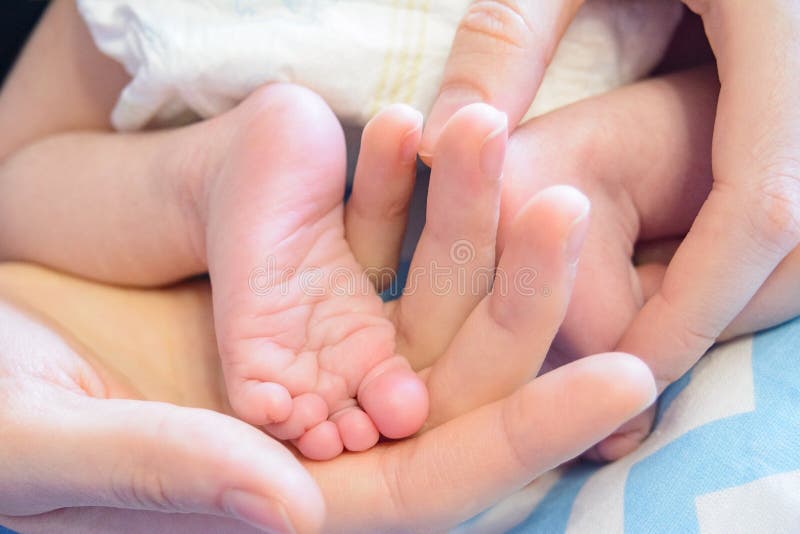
[[203, 85, 429, 459]]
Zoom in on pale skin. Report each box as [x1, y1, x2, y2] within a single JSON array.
[[1, 2, 799, 533], [1, 19, 798, 532], [0, 0, 437, 460], [422, 0, 800, 459], [0, 78, 663, 534]]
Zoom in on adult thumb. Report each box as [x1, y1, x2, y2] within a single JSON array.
[[3, 396, 324, 534]]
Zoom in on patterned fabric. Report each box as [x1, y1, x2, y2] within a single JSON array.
[[458, 318, 800, 533]]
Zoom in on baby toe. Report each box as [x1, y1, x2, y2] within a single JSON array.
[[231, 380, 293, 426], [293, 421, 344, 461], [331, 407, 379, 452], [265, 392, 328, 441], [358, 356, 429, 439]]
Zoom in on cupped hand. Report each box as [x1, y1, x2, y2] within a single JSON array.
[[497, 59, 800, 460], [0, 102, 657, 534], [0, 298, 324, 534], [601, 0, 800, 458], [430, 0, 800, 460], [323, 100, 658, 531]]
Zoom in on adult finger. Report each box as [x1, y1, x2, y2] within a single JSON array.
[[419, 0, 583, 161], [604, 1, 800, 458], [635, 242, 800, 342], [0, 300, 322, 533], [345, 104, 422, 291], [426, 185, 590, 423], [619, 0, 800, 390], [395, 103, 507, 366], [499, 66, 717, 359]]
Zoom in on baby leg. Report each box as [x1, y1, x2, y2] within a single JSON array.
[[0, 82, 431, 459], [0, 120, 210, 284], [0, 0, 129, 160]]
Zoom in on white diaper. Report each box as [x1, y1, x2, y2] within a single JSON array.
[[76, 0, 683, 131]]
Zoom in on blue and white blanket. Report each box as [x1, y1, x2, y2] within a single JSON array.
[[457, 318, 800, 533]]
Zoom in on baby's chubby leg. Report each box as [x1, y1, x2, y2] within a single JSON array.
[[0, 111, 212, 285]]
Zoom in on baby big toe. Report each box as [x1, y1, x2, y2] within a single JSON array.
[[357, 356, 429, 439], [293, 421, 344, 461]]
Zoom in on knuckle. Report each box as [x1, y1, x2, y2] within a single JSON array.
[[126, 468, 177, 511], [459, 0, 535, 53], [745, 169, 800, 254], [353, 191, 411, 222], [382, 193, 414, 220], [648, 293, 718, 386], [124, 409, 232, 512]]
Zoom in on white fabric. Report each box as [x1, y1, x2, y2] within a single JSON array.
[[563, 337, 755, 534], [696, 471, 800, 534], [76, 0, 683, 131]]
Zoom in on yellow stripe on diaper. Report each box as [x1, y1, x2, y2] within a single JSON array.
[[386, 0, 416, 105], [401, 0, 429, 105], [369, 0, 402, 117]]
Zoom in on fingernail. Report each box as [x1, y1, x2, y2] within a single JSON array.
[[421, 86, 484, 159], [223, 490, 297, 534], [564, 201, 591, 264], [400, 112, 424, 164], [480, 113, 508, 178]]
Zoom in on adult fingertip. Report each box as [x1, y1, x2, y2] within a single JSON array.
[[399, 108, 424, 164], [420, 85, 485, 163], [620, 353, 658, 407], [585, 353, 658, 415], [517, 185, 591, 264]]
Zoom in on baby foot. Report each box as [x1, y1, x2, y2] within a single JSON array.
[[202, 84, 428, 459]]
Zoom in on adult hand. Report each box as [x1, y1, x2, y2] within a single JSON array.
[[498, 53, 800, 462], [0, 102, 657, 533], [603, 0, 800, 458], [418, 0, 583, 160], [425, 0, 800, 460], [0, 290, 654, 533], [0, 299, 324, 534]]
